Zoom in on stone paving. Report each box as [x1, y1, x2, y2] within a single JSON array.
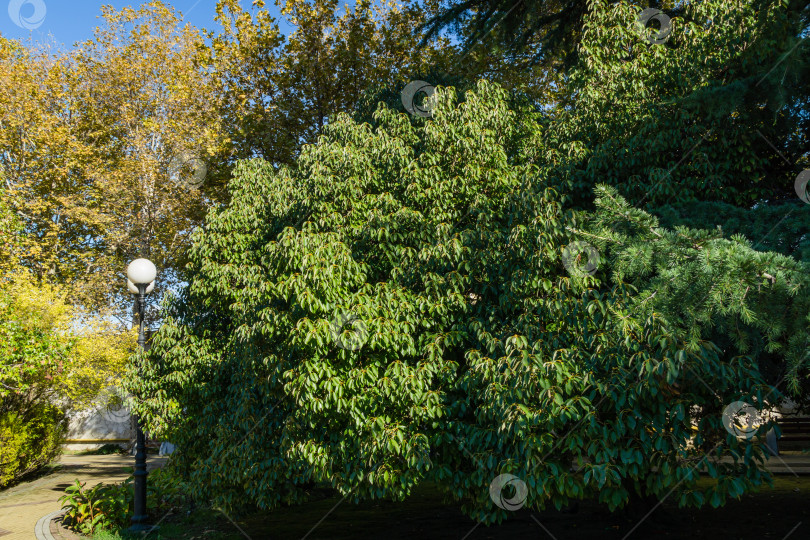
[[0, 453, 167, 540], [753, 451, 810, 474]]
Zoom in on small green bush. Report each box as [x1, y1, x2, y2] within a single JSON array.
[[147, 465, 191, 509], [0, 403, 67, 488], [59, 464, 192, 535], [59, 479, 131, 534]]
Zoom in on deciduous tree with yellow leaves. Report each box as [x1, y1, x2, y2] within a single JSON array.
[[0, 2, 226, 321]]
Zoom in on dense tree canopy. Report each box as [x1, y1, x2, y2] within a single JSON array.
[[0, 0, 468, 322], [0, 2, 224, 320], [125, 74, 808, 521], [420, 0, 593, 68], [422, 0, 810, 71], [554, 0, 809, 211], [207, 0, 554, 167]]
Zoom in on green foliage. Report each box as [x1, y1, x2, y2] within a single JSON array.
[[58, 466, 190, 535], [125, 71, 809, 524], [420, 0, 594, 69], [0, 272, 73, 488], [551, 0, 808, 210], [587, 185, 810, 392], [117, 0, 810, 525], [0, 404, 66, 488], [146, 465, 193, 510], [0, 268, 131, 487], [654, 200, 810, 262], [59, 480, 131, 535], [0, 278, 73, 403]]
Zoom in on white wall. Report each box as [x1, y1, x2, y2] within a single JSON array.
[[63, 401, 134, 451]]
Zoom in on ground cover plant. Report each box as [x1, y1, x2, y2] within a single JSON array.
[[58, 465, 192, 536], [60, 479, 132, 535]]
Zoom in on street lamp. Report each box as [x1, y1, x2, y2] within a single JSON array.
[[126, 258, 156, 532]]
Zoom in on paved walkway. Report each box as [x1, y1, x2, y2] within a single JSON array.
[[0, 454, 167, 540], [756, 451, 810, 474]]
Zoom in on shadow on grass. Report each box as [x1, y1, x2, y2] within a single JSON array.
[[70, 444, 129, 457]]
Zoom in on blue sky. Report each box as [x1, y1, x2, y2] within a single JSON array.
[[0, 0, 293, 48]]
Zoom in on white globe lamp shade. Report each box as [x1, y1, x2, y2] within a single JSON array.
[[127, 258, 157, 285], [127, 279, 154, 294]]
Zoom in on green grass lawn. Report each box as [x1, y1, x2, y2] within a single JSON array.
[[93, 476, 808, 540]]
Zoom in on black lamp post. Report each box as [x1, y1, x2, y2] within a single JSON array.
[[126, 258, 157, 533]]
